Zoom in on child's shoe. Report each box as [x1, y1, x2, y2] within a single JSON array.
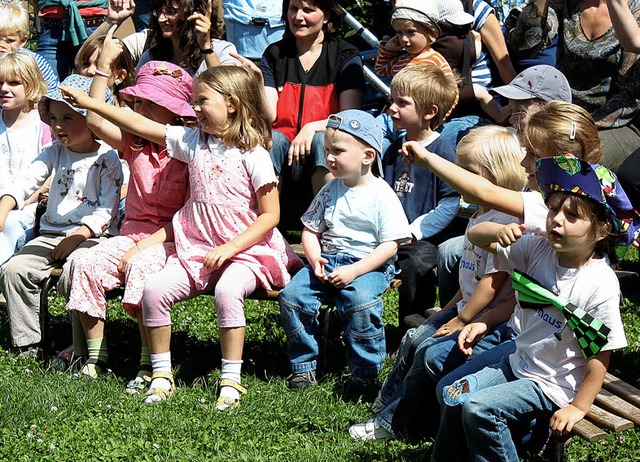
[[215, 379, 247, 411], [349, 418, 394, 441], [74, 358, 108, 379], [287, 370, 317, 390], [125, 372, 151, 395], [143, 372, 176, 404], [341, 373, 376, 399]]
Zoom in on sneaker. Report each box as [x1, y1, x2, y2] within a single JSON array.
[[342, 374, 376, 399], [287, 370, 317, 390], [349, 418, 394, 441]]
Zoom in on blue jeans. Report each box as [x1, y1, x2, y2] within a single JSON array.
[[0, 209, 35, 266], [436, 235, 463, 307], [37, 22, 102, 80], [270, 129, 327, 182], [432, 356, 556, 462], [438, 115, 489, 146], [278, 252, 394, 376], [424, 322, 516, 382], [375, 307, 456, 437]]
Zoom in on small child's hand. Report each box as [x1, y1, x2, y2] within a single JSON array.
[[497, 223, 526, 247], [204, 242, 239, 269], [549, 404, 587, 436], [457, 322, 488, 356], [326, 264, 358, 288], [60, 86, 91, 109], [118, 243, 140, 272], [400, 141, 431, 168], [96, 25, 125, 69], [310, 256, 329, 281], [433, 316, 465, 338], [52, 235, 86, 261], [382, 36, 402, 52]]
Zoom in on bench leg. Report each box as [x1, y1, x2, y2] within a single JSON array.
[[38, 275, 57, 356]]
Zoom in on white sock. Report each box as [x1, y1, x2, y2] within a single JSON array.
[[220, 359, 242, 400], [150, 352, 172, 390]]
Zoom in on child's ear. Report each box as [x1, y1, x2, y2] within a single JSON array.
[[422, 104, 439, 122], [226, 96, 237, 115], [114, 69, 128, 86], [19, 35, 28, 47], [362, 147, 376, 166]]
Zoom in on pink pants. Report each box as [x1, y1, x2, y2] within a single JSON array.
[[142, 260, 258, 328], [66, 236, 176, 318]]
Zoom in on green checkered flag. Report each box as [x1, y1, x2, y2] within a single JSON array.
[[511, 269, 611, 359]]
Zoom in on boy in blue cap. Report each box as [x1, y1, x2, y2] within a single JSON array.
[[279, 109, 411, 396]]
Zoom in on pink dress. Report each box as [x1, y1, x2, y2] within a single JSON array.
[[165, 126, 302, 290]]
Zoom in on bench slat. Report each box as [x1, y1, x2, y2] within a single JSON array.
[[594, 388, 640, 426], [572, 418, 608, 442], [584, 403, 634, 432], [602, 372, 640, 408]]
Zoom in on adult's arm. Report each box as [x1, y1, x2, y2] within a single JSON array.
[[479, 13, 517, 83], [607, 0, 640, 52]]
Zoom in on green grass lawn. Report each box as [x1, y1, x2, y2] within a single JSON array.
[[1, 285, 640, 461]]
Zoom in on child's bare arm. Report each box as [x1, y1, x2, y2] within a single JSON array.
[[468, 222, 527, 252], [457, 295, 517, 355], [60, 86, 167, 147], [51, 224, 94, 261], [326, 240, 398, 289], [118, 222, 175, 272], [0, 195, 18, 231], [400, 141, 525, 219], [549, 350, 610, 435], [302, 227, 329, 281], [433, 271, 509, 338]]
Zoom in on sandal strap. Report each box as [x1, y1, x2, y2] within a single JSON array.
[[144, 371, 175, 386], [219, 379, 247, 395]]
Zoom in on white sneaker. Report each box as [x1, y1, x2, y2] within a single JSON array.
[[349, 418, 394, 441]]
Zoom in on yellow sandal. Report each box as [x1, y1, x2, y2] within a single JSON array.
[[215, 379, 247, 411], [143, 372, 176, 405]]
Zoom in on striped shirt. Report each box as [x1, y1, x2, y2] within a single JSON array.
[[20, 48, 59, 93], [470, 0, 495, 88]]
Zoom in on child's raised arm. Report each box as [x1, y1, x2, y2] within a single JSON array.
[[85, 25, 128, 152], [401, 141, 526, 219], [60, 86, 167, 147], [468, 222, 527, 252], [203, 182, 280, 270], [549, 350, 610, 435]]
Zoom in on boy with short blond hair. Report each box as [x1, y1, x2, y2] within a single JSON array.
[[0, 1, 58, 92], [279, 110, 411, 396], [383, 64, 462, 325]]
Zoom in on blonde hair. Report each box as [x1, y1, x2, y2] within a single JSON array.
[[196, 65, 272, 150], [523, 101, 603, 165], [392, 18, 439, 44], [390, 64, 458, 130], [0, 51, 47, 110], [0, 1, 29, 37], [456, 126, 527, 191]]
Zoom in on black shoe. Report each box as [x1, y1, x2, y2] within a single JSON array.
[[287, 370, 317, 390], [341, 374, 377, 400]]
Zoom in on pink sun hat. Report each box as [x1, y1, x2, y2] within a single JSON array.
[[119, 61, 196, 119]]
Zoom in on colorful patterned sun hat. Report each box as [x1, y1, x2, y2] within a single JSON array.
[[39, 74, 114, 124], [536, 155, 640, 257]]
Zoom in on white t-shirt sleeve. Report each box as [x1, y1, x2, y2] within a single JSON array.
[[165, 125, 199, 163], [377, 179, 412, 243], [521, 190, 548, 237], [244, 146, 278, 191]]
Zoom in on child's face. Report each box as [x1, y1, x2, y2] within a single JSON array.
[[521, 138, 550, 191], [48, 100, 97, 152], [545, 194, 599, 267], [132, 97, 176, 125], [75, 49, 118, 89], [324, 128, 371, 185], [287, 0, 327, 41], [0, 78, 27, 112], [388, 92, 422, 133], [393, 22, 432, 55], [508, 99, 540, 134], [193, 82, 234, 136], [0, 31, 28, 53]]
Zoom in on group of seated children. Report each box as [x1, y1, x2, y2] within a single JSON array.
[[0, 0, 637, 458]]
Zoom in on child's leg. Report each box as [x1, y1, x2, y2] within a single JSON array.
[[0, 235, 63, 348], [214, 262, 258, 408], [278, 264, 329, 377]]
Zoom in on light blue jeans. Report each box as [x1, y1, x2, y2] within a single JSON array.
[[278, 252, 395, 377], [436, 235, 463, 307], [270, 129, 327, 181], [37, 22, 102, 80], [0, 209, 35, 266], [432, 355, 556, 462]]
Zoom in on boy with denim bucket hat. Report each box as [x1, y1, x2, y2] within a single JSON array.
[[279, 109, 411, 396], [0, 74, 122, 354]]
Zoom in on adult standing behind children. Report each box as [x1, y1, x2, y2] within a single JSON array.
[[279, 110, 411, 396], [0, 74, 122, 354], [0, 1, 59, 92], [382, 64, 462, 326], [259, 0, 366, 197]]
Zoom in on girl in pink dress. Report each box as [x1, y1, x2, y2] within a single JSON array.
[[62, 64, 302, 408]]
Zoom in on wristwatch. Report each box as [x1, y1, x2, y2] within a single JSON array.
[[200, 47, 215, 54]]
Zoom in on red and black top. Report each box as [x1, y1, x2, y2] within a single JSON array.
[[260, 38, 365, 142]]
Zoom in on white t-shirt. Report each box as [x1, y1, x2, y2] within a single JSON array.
[[498, 235, 627, 408], [302, 177, 411, 263], [457, 209, 517, 315], [521, 190, 548, 236]]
